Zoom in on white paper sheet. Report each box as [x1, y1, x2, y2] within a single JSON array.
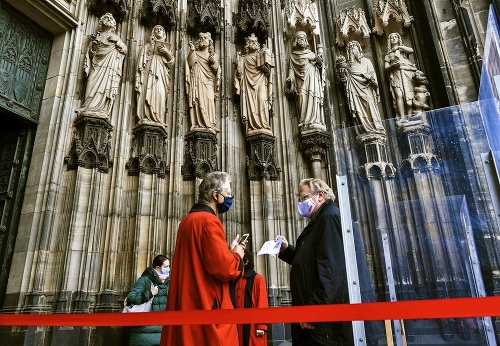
[[257, 236, 283, 255]]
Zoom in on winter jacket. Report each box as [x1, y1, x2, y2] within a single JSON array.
[[235, 269, 268, 346], [160, 203, 243, 346], [127, 267, 170, 346], [279, 199, 383, 346]]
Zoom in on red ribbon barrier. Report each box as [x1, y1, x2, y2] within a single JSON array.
[[0, 297, 499, 327]]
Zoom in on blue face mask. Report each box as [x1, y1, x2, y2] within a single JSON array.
[[161, 268, 170, 276], [217, 195, 233, 214]]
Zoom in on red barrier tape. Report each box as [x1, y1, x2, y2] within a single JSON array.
[[0, 297, 499, 327]]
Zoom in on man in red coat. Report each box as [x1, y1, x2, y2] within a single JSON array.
[[235, 250, 268, 346], [160, 171, 245, 346]]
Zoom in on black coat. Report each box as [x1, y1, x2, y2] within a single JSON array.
[[279, 199, 383, 346]]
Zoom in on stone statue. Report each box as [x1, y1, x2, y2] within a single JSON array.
[[285, 31, 326, 132], [135, 25, 174, 126], [336, 41, 385, 135], [384, 32, 418, 122], [78, 13, 127, 119], [235, 33, 275, 137], [412, 70, 431, 114], [186, 32, 220, 133]]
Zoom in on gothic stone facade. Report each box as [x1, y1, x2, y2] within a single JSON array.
[[0, 0, 499, 345]]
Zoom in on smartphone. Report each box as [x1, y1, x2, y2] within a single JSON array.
[[239, 233, 249, 243]]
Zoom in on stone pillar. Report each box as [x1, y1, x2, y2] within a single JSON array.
[[299, 130, 330, 179]]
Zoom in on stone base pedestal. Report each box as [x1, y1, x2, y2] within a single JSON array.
[[357, 132, 395, 180], [126, 123, 169, 178], [397, 120, 440, 174], [64, 115, 113, 173], [181, 130, 218, 180], [247, 133, 280, 181], [299, 131, 330, 178]]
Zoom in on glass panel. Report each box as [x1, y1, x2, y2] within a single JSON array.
[[333, 102, 500, 345], [479, 6, 500, 152]]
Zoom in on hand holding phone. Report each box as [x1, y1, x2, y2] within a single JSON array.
[[239, 233, 249, 244]]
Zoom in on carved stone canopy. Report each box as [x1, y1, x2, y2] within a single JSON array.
[[181, 130, 218, 180], [187, 0, 221, 37], [246, 134, 280, 181], [64, 115, 113, 174], [236, 0, 270, 44], [141, 0, 177, 30], [284, 0, 319, 38], [89, 0, 128, 23], [336, 7, 371, 47], [373, 0, 414, 36]]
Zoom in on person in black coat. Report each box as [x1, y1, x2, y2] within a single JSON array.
[[278, 178, 383, 346]]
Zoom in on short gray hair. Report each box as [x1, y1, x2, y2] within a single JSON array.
[[198, 171, 230, 204], [299, 178, 335, 201]]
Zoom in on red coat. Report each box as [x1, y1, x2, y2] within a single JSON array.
[[160, 204, 243, 346], [235, 269, 268, 346]]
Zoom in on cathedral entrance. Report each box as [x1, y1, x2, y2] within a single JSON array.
[[0, 114, 36, 307], [0, 1, 52, 306]]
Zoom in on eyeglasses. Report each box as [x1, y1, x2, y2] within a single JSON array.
[[217, 190, 234, 199], [298, 193, 316, 202]]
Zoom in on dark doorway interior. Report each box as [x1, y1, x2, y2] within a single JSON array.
[[0, 112, 36, 308]]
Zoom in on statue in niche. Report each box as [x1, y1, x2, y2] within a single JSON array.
[[136, 25, 174, 126], [285, 31, 326, 132], [384, 32, 418, 122], [78, 13, 127, 119], [235, 33, 275, 137], [412, 70, 431, 113], [336, 41, 385, 135], [186, 32, 220, 133]]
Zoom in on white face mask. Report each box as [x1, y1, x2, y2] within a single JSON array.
[[297, 194, 317, 218], [160, 268, 170, 276]]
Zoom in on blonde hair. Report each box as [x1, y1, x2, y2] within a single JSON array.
[[299, 178, 335, 200]]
